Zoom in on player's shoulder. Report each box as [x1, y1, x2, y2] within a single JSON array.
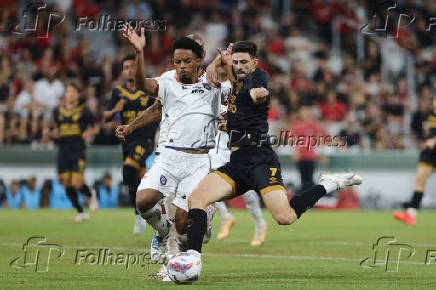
[[160, 69, 176, 79], [250, 68, 269, 80]]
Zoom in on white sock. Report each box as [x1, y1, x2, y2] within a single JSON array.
[[140, 204, 169, 237], [243, 190, 266, 228], [407, 208, 417, 218], [319, 181, 337, 194], [214, 201, 233, 221]]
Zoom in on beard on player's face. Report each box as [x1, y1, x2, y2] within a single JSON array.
[[232, 53, 256, 81]]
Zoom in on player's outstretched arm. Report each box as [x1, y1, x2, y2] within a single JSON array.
[[115, 101, 162, 141], [103, 99, 125, 122], [121, 24, 158, 97], [250, 87, 269, 104]]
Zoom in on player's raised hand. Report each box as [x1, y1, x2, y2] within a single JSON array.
[[115, 124, 132, 141], [206, 69, 221, 88], [250, 87, 269, 104], [121, 24, 145, 52], [218, 43, 233, 66]]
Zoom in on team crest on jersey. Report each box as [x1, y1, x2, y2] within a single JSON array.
[[203, 83, 211, 90], [160, 175, 167, 185]]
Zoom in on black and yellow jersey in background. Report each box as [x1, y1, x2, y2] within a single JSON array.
[[428, 96, 436, 138], [109, 83, 159, 146], [53, 104, 95, 151]]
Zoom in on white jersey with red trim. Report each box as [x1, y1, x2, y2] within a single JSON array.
[[156, 70, 206, 153], [153, 74, 230, 150]]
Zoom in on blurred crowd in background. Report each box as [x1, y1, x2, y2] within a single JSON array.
[[0, 0, 436, 152], [0, 173, 127, 209]]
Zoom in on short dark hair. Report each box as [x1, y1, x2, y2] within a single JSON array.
[[172, 37, 203, 58], [121, 54, 135, 69], [67, 81, 80, 92], [232, 41, 257, 58]]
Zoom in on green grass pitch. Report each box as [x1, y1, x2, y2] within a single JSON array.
[[1, 208, 436, 289]]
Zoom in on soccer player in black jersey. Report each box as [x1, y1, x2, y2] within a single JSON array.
[[183, 41, 362, 275], [104, 54, 158, 234], [52, 83, 97, 223], [394, 96, 436, 226]]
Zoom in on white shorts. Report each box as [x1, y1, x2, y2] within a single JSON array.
[[208, 147, 230, 170], [137, 148, 210, 211]]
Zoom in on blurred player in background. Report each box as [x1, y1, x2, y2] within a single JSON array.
[[104, 54, 158, 234], [50, 83, 98, 223], [393, 96, 436, 226]]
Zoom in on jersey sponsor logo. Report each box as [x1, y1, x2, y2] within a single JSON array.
[[191, 88, 205, 94], [203, 83, 211, 90], [181, 195, 186, 200], [160, 175, 167, 185]]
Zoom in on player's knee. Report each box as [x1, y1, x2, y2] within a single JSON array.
[[188, 194, 206, 210], [135, 190, 150, 211], [272, 212, 294, 225]]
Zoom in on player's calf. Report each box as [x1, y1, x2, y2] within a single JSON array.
[[175, 207, 188, 234]]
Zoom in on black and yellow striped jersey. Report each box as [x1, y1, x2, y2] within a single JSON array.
[[53, 104, 95, 149], [428, 96, 436, 138], [108, 83, 158, 143]]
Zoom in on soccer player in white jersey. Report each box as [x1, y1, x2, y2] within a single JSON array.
[[121, 26, 230, 278], [210, 88, 268, 246], [116, 34, 215, 280]]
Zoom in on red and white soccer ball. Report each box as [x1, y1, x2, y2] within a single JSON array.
[[167, 252, 202, 284]]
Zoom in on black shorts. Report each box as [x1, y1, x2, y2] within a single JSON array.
[[213, 146, 285, 196], [57, 148, 86, 174], [419, 147, 436, 168], [122, 138, 154, 169]]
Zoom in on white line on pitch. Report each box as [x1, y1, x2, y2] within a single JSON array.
[[0, 242, 425, 265]]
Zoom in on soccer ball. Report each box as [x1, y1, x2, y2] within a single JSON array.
[[167, 251, 202, 284]]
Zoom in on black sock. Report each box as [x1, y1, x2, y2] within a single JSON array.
[[289, 185, 327, 218], [80, 184, 92, 197], [123, 165, 140, 214], [66, 186, 83, 213], [187, 208, 207, 253], [404, 191, 423, 209]]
